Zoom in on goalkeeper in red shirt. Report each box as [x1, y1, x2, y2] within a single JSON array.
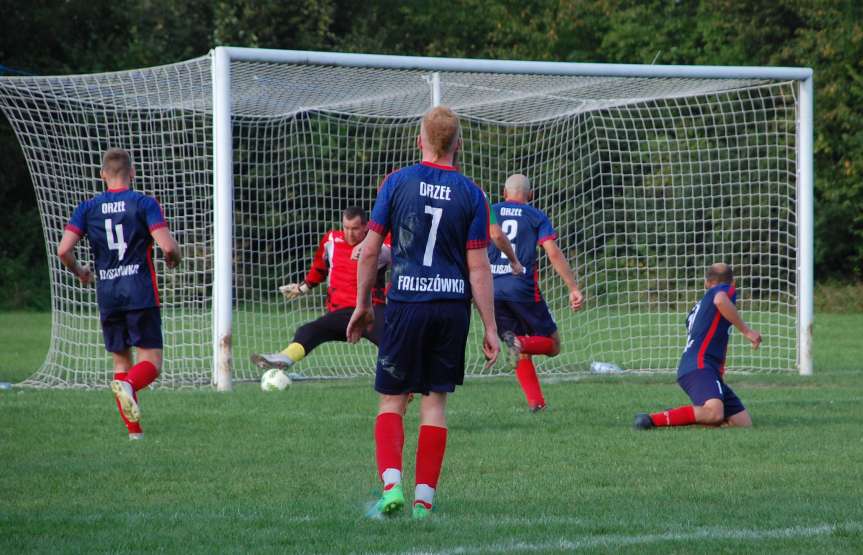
[[251, 206, 390, 370]]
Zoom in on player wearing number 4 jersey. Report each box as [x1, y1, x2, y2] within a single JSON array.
[[487, 174, 583, 412], [348, 106, 499, 520], [58, 148, 181, 440], [634, 263, 762, 430]]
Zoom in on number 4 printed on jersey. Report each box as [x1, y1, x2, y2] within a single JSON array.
[[105, 218, 127, 261]]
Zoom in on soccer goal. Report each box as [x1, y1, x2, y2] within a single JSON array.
[[0, 47, 813, 389]]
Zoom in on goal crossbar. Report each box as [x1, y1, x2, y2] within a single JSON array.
[[0, 47, 814, 389]]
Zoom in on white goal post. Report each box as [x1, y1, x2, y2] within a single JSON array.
[[0, 47, 813, 389]]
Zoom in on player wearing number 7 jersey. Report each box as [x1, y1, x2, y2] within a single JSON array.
[[58, 148, 181, 439], [348, 106, 499, 520], [488, 174, 584, 411]]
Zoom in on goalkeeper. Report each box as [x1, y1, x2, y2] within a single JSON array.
[[251, 206, 390, 370]]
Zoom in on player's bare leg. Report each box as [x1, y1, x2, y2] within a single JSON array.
[[724, 409, 753, 428], [111, 350, 133, 375], [414, 393, 448, 519], [374, 393, 410, 516], [693, 398, 725, 426]]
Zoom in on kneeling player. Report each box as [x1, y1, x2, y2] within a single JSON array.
[[488, 174, 583, 411], [58, 148, 181, 439], [251, 206, 390, 371], [634, 263, 762, 430]]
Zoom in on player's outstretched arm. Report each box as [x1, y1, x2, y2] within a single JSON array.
[[282, 232, 333, 299], [541, 239, 583, 311], [347, 230, 384, 343], [151, 227, 181, 269], [489, 224, 524, 276], [57, 230, 92, 284], [467, 247, 499, 367], [714, 291, 762, 349]]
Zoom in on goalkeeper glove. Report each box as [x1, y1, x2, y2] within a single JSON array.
[[279, 282, 310, 300]]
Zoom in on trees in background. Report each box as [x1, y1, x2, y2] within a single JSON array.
[[0, 0, 860, 307]]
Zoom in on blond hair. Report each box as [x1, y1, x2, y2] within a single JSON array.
[[102, 148, 132, 179], [421, 106, 460, 158]]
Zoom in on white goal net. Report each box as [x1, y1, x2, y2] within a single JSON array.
[[0, 49, 812, 388]]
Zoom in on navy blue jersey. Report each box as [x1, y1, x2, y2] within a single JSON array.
[[486, 201, 557, 302], [369, 162, 489, 302], [66, 188, 167, 316], [678, 283, 737, 376]]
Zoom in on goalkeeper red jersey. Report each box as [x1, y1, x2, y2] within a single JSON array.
[[303, 229, 390, 312]]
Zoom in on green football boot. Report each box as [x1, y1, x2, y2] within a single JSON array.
[[375, 484, 405, 516], [412, 503, 432, 520]]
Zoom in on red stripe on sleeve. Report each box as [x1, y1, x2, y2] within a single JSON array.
[[537, 233, 558, 245], [149, 222, 168, 232], [466, 239, 489, 250], [368, 220, 386, 234], [146, 244, 161, 306], [65, 224, 83, 236]]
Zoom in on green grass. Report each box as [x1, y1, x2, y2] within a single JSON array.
[[1, 312, 862, 553]]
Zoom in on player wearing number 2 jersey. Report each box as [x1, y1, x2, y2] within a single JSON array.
[[348, 106, 499, 520], [58, 148, 181, 439], [487, 174, 583, 411]]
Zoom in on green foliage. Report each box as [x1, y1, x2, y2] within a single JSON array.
[[0, 0, 862, 310], [214, 0, 335, 49], [593, 0, 863, 280]]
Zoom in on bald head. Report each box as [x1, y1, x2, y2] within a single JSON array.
[[503, 174, 531, 201], [706, 263, 734, 285]]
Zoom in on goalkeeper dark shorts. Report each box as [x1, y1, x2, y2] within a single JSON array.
[[293, 305, 384, 354], [100, 307, 163, 353], [493, 298, 557, 338], [374, 299, 470, 396], [677, 367, 746, 418]]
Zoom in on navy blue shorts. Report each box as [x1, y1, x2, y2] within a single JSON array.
[[100, 307, 163, 353], [375, 300, 471, 395], [494, 299, 557, 338], [677, 367, 746, 419]]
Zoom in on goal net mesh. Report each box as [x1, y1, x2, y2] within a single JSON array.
[[0, 53, 800, 388]]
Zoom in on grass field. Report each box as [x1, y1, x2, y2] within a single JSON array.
[[1, 312, 862, 553]]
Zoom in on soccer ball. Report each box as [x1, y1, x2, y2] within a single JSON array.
[[260, 369, 292, 391]]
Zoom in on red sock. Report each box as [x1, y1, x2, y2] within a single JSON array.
[[515, 357, 545, 407], [375, 412, 404, 488], [126, 360, 159, 392], [650, 405, 696, 427], [113, 372, 142, 434], [517, 336, 556, 356], [415, 425, 448, 489]]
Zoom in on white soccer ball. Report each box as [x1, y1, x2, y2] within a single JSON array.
[[260, 369, 292, 391]]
